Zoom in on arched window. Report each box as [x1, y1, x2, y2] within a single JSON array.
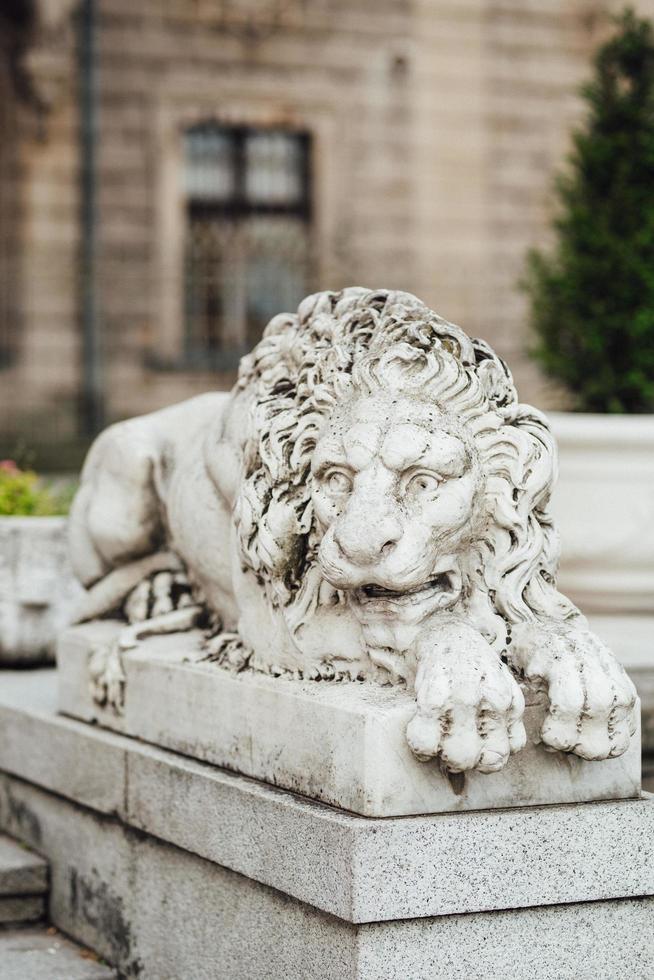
[[183, 123, 312, 367]]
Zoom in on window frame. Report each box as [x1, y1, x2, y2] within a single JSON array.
[[149, 96, 339, 381], [185, 123, 312, 222], [176, 122, 313, 371]]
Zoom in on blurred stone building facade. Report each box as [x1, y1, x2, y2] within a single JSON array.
[[0, 0, 647, 463]]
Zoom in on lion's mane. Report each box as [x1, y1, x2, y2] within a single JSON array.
[[233, 288, 578, 649]]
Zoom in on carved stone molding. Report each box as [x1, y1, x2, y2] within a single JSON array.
[[164, 0, 311, 42]]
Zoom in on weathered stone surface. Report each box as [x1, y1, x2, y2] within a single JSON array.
[[3, 669, 654, 924], [0, 517, 83, 665], [69, 290, 638, 778], [0, 894, 45, 925], [58, 621, 642, 818], [0, 926, 116, 980], [0, 832, 48, 925], [1, 773, 653, 980], [0, 670, 126, 816], [0, 832, 48, 896], [0, 775, 358, 980]]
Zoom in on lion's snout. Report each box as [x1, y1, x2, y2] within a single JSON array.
[[317, 522, 427, 595], [333, 511, 402, 566]]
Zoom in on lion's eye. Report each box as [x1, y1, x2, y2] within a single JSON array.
[[406, 472, 441, 495], [324, 470, 353, 496]]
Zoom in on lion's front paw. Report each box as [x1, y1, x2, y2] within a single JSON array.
[[407, 626, 526, 773], [511, 624, 638, 761], [88, 642, 126, 713]]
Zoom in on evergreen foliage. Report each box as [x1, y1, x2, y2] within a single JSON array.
[[524, 9, 654, 412]]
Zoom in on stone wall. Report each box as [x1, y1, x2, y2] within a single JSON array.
[[0, 2, 81, 459], [2, 0, 654, 458]]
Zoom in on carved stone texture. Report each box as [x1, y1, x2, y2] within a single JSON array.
[[68, 288, 638, 775]]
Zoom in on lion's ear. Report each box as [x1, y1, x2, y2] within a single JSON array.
[[298, 290, 338, 325], [263, 313, 297, 338], [475, 357, 518, 409], [256, 496, 311, 591]]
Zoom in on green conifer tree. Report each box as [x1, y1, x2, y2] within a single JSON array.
[[524, 8, 654, 412]]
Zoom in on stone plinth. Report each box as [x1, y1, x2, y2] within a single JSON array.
[[0, 669, 653, 979], [57, 622, 641, 818]]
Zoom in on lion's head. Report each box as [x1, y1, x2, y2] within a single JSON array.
[[233, 288, 577, 655]]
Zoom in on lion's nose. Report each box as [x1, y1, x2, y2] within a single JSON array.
[[334, 515, 402, 564]]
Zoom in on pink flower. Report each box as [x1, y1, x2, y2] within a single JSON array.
[[0, 460, 19, 473]]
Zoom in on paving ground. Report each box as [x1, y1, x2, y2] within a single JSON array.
[[0, 833, 116, 979], [0, 925, 116, 980]]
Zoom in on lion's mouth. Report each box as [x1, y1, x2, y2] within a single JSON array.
[[355, 572, 453, 604]]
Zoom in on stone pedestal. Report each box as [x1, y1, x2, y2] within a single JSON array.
[[57, 623, 641, 817], [0, 669, 652, 979]]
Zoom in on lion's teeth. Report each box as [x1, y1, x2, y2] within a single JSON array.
[[360, 573, 452, 601]]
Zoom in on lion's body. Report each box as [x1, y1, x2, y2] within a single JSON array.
[[70, 288, 637, 771], [70, 389, 367, 678]]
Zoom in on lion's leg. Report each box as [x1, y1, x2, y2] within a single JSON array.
[[507, 619, 638, 760], [70, 393, 229, 589], [89, 605, 205, 713], [74, 552, 184, 623], [69, 417, 168, 588], [85, 563, 208, 713], [407, 616, 526, 773]]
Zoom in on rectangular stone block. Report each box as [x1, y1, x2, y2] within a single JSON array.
[[0, 833, 48, 896], [0, 895, 45, 925], [57, 622, 641, 818]]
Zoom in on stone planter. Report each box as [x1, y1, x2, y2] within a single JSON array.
[[0, 516, 82, 666], [550, 412, 654, 761], [550, 412, 654, 616]]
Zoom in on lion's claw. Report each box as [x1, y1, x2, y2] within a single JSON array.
[[201, 631, 252, 672], [510, 622, 638, 761], [88, 641, 126, 714], [408, 622, 526, 773]]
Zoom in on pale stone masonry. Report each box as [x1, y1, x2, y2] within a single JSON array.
[[2, 0, 654, 453]]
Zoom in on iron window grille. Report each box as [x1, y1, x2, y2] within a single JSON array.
[[182, 123, 312, 370]]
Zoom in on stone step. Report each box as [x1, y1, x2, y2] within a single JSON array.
[[0, 834, 48, 926], [0, 925, 117, 979]]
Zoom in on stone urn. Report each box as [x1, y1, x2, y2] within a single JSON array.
[[0, 516, 83, 666], [550, 412, 654, 616]]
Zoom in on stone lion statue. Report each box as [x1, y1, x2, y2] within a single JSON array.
[[70, 287, 637, 774]]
